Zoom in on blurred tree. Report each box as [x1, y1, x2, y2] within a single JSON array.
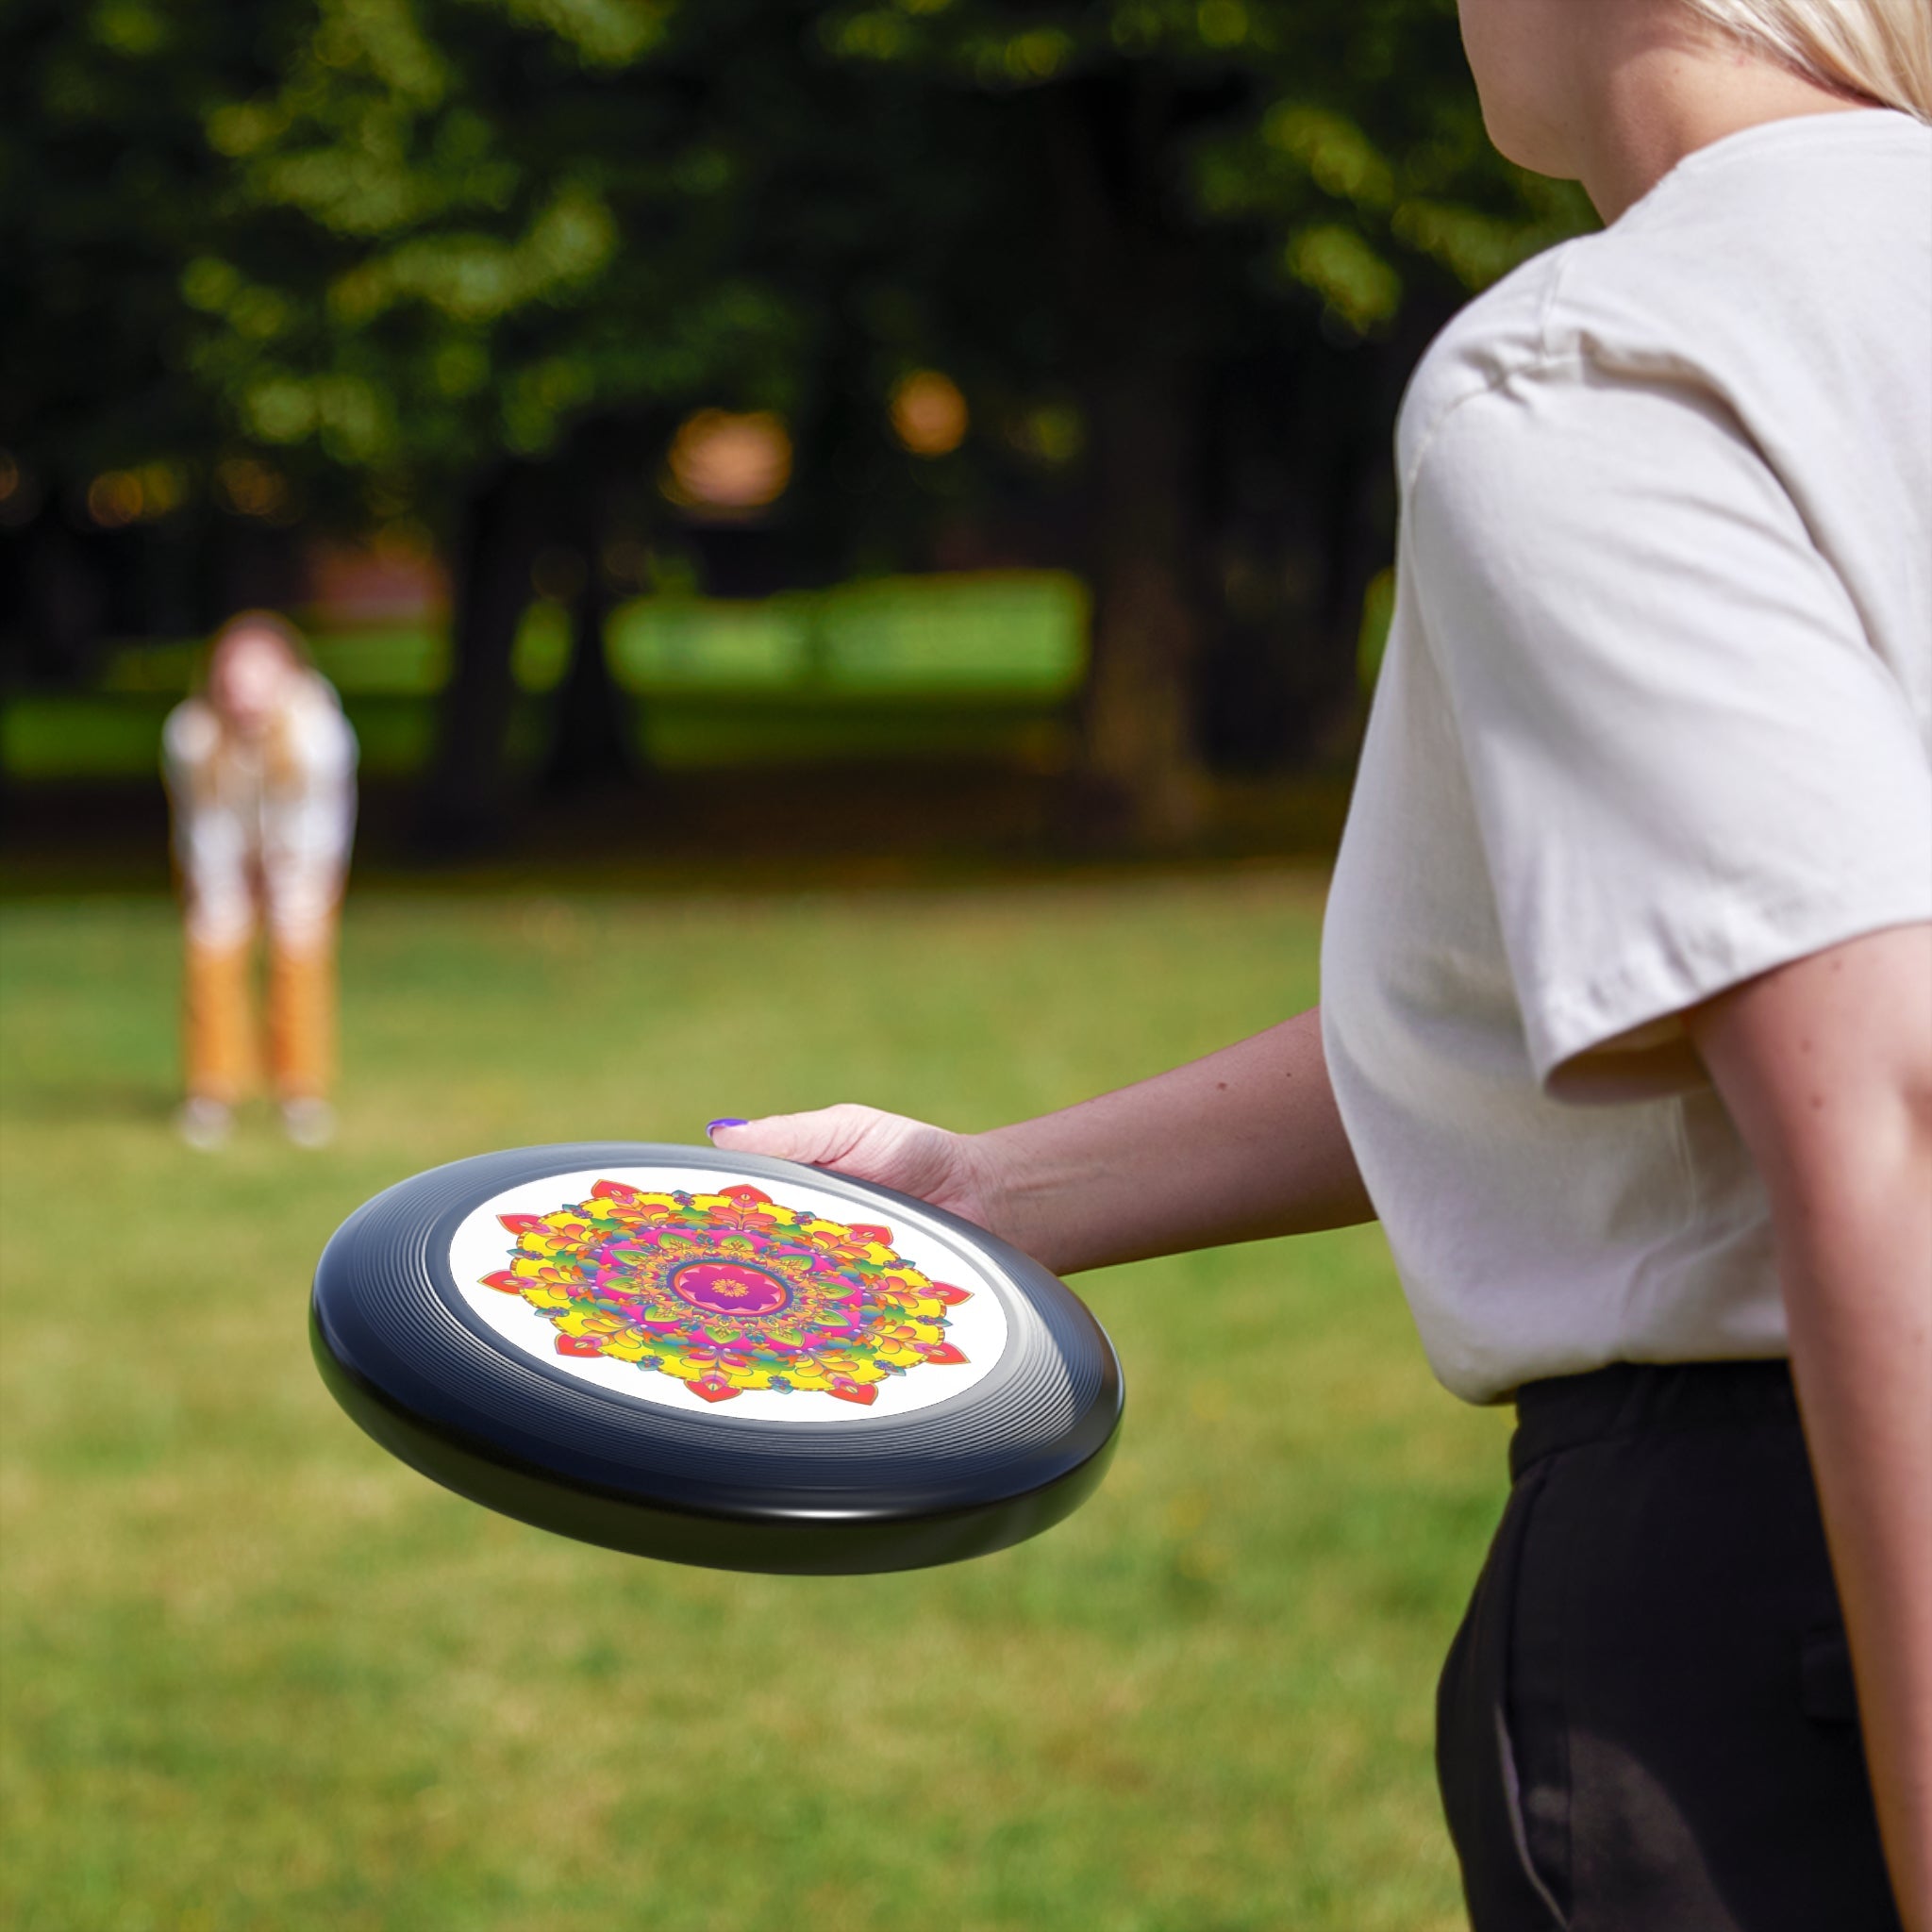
[[807, 0, 1592, 834], [4, 0, 1591, 842], [166, 0, 807, 843], [192, 0, 1589, 841], [0, 0, 303, 681], [157, 0, 994, 844]]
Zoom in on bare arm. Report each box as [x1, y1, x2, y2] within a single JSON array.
[[1689, 924, 1932, 1932], [709, 1005, 1374, 1276]]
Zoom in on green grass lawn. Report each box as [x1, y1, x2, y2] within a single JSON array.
[[0, 874, 1506, 1932]]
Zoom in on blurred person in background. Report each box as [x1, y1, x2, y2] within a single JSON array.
[[710, 0, 1932, 1926], [163, 611, 358, 1151]]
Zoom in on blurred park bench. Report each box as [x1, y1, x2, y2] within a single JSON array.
[[1, 571, 1089, 782]]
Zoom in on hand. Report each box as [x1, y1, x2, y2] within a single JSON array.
[[708, 1105, 1012, 1240]]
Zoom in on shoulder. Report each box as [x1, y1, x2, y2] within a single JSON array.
[[1395, 242, 1581, 485], [1398, 109, 1932, 491], [1394, 204, 1736, 489]]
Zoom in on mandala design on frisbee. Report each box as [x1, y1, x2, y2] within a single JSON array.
[[480, 1179, 974, 1406]]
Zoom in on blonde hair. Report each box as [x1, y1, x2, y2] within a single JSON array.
[[1682, 0, 1932, 120]]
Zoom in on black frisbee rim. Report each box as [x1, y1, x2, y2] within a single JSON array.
[[310, 1142, 1124, 1574]]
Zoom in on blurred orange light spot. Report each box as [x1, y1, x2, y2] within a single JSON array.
[[214, 458, 291, 521], [663, 410, 792, 514], [891, 371, 969, 458], [87, 471, 144, 528]]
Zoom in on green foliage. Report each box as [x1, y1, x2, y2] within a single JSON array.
[[808, 0, 1591, 326], [170, 0, 810, 501], [1, 2, 268, 485], [6, 0, 1593, 523], [0, 877, 1509, 1929]]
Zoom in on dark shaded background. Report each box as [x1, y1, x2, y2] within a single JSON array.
[[1, 0, 1593, 875]]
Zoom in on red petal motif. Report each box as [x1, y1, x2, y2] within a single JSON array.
[[480, 1271, 525, 1293], [591, 1179, 641, 1204], [498, 1213, 546, 1235], [828, 1380, 878, 1406], [920, 1341, 968, 1366], [927, 1282, 972, 1305], [691, 1374, 741, 1403], [720, 1185, 772, 1207], [556, 1335, 605, 1357], [845, 1224, 892, 1246]]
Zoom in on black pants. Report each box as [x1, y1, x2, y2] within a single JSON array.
[[1436, 1360, 1900, 1932]]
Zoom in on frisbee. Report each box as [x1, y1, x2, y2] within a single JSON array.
[[310, 1142, 1123, 1574]]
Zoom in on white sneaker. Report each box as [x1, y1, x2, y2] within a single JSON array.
[[175, 1096, 233, 1151], [280, 1097, 337, 1149]]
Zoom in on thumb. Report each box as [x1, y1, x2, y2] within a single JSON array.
[[707, 1105, 877, 1169], [706, 1105, 983, 1223]]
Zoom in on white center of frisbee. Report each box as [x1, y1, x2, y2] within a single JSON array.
[[447, 1166, 1013, 1422]]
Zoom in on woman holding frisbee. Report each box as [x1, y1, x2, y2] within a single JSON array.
[[712, 1, 1932, 1924], [164, 611, 358, 1150]]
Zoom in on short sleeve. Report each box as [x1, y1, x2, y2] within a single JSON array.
[[1408, 364, 1932, 1096]]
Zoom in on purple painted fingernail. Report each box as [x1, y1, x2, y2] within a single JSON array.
[[707, 1118, 748, 1136]]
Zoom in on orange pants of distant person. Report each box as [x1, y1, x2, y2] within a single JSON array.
[[183, 918, 338, 1106]]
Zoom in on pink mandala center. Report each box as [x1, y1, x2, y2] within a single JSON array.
[[671, 1259, 791, 1318]]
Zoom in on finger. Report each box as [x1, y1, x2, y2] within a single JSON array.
[[708, 1107, 870, 1167]]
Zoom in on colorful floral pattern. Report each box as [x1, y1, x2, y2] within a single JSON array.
[[480, 1179, 974, 1406]]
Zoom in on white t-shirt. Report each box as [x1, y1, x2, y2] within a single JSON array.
[[1322, 109, 1932, 1405], [163, 671, 358, 950]]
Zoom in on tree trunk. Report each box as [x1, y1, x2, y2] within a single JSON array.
[[418, 460, 542, 857], [541, 554, 634, 797], [541, 418, 658, 799], [1045, 76, 1210, 847], [13, 509, 107, 687], [1079, 361, 1205, 843]]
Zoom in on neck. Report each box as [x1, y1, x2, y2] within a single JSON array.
[[1574, 17, 1875, 224]]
